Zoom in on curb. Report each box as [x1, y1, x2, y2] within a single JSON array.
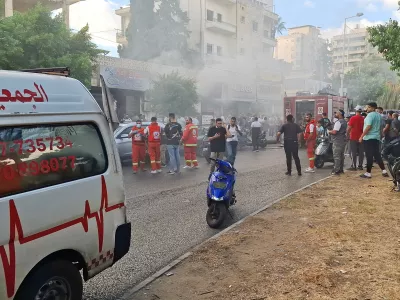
[[119, 175, 332, 300]]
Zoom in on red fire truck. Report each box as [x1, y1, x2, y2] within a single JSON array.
[[283, 93, 349, 124]]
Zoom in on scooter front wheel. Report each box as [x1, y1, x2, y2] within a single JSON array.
[[206, 202, 227, 229], [315, 156, 325, 169]]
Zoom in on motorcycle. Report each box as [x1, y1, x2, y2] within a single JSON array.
[[382, 137, 400, 191], [258, 131, 268, 149], [315, 136, 334, 168], [206, 158, 237, 228]]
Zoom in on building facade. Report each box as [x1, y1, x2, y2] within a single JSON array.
[[116, 0, 278, 61], [274, 25, 323, 73], [1, 0, 80, 27], [331, 26, 379, 75]]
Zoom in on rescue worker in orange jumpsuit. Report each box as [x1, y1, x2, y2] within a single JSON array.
[[181, 117, 199, 169], [128, 120, 146, 174], [304, 113, 317, 173], [145, 117, 162, 174]]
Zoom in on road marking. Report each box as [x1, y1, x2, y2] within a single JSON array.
[[119, 174, 333, 300]]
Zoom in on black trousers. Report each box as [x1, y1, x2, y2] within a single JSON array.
[[284, 140, 301, 173], [252, 133, 259, 150], [349, 140, 364, 168], [363, 139, 385, 173]]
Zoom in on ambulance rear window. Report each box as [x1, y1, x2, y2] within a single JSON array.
[[0, 123, 108, 198]]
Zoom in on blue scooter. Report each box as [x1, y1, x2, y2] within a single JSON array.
[[206, 158, 237, 228]]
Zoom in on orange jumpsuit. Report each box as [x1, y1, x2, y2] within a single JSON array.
[[182, 123, 198, 167], [146, 123, 161, 171], [304, 120, 317, 169], [130, 126, 146, 172]]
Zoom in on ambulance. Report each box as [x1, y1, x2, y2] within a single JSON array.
[[0, 68, 131, 300]]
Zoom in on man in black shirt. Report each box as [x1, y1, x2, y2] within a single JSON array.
[[164, 113, 183, 174], [207, 117, 232, 173], [277, 114, 303, 176]]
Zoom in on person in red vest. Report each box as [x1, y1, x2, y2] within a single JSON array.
[[145, 117, 162, 174], [304, 113, 317, 173], [181, 117, 199, 169], [128, 120, 146, 174]]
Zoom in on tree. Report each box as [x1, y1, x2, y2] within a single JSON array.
[[313, 40, 332, 82], [331, 56, 396, 105], [0, 4, 105, 87], [119, 0, 192, 64], [378, 83, 400, 109], [273, 17, 286, 37], [150, 72, 198, 117], [368, 2, 400, 74]]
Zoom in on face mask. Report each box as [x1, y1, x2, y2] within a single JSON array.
[[136, 124, 142, 128]]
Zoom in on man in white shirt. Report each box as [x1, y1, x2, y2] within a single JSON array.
[[251, 117, 262, 152], [226, 117, 242, 165]]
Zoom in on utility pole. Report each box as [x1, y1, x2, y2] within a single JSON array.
[[62, 0, 70, 28]]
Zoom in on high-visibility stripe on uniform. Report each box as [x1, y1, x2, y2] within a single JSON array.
[[189, 126, 198, 130], [156, 161, 161, 163], [309, 157, 315, 161], [184, 144, 197, 147], [132, 163, 138, 166], [151, 160, 156, 163], [185, 160, 192, 163]]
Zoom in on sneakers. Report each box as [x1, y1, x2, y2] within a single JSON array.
[[183, 166, 192, 169], [347, 166, 357, 171], [167, 171, 175, 175], [360, 172, 371, 179], [157, 169, 162, 173], [298, 172, 302, 176], [151, 170, 157, 174], [331, 171, 340, 176], [358, 166, 363, 170], [304, 167, 315, 173], [285, 171, 291, 176], [382, 170, 389, 177]]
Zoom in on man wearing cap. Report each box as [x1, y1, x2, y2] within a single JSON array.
[[328, 110, 347, 175], [347, 106, 365, 170], [359, 102, 388, 178]]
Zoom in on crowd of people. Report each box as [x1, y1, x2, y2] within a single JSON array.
[[278, 102, 397, 179]]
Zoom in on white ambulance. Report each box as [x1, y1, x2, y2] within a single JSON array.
[[0, 69, 131, 300]]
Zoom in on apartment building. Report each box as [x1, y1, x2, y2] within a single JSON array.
[[274, 25, 323, 73], [331, 26, 379, 74], [1, 0, 81, 27], [115, 0, 278, 61]]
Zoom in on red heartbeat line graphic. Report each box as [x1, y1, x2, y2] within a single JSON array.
[[0, 176, 125, 298]]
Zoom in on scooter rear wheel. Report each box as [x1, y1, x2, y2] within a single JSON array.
[[206, 202, 227, 229]]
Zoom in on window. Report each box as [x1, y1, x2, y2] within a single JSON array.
[[240, 48, 245, 55], [217, 13, 222, 22], [241, 16, 245, 24], [207, 9, 214, 21], [207, 43, 213, 54], [217, 46, 222, 56], [253, 21, 258, 32], [0, 123, 108, 198]]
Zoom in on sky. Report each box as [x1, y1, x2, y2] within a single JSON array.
[[62, 0, 400, 58]]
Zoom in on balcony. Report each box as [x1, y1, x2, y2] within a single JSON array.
[[263, 36, 276, 47], [12, 0, 81, 12], [206, 19, 236, 35], [116, 30, 127, 45], [115, 6, 130, 17]]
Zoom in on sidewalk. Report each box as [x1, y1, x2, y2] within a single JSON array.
[[133, 170, 400, 300]]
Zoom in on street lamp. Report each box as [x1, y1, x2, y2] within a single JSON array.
[[340, 12, 363, 97]]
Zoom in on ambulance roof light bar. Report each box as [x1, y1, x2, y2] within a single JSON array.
[[19, 67, 71, 77]]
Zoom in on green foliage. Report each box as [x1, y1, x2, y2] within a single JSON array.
[[119, 0, 192, 65], [274, 17, 286, 36], [378, 83, 400, 109], [368, 4, 400, 74], [332, 56, 396, 105], [0, 4, 105, 87], [150, 72, 198, 117], [313, 40, 332, 82]]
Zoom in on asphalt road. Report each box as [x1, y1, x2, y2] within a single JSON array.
[[83, 147, 333, 300]]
